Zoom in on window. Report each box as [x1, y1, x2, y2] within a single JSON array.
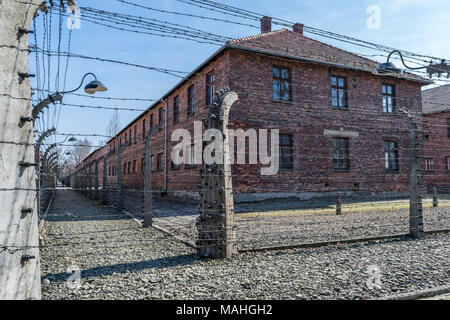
[[446, 157, 450, 171], [123, 163, 126, 175], [125, 132, 128, 144], [151, 155, 154, 172], [141, 157, 145, 173], [127, 161, 131, 175], [143, 119, 146, 137], [157, 153, 163, 171], [108, 167, 111, 176], [333, 138, 350, 171], [188, 85, 195, 115], [134, 126, 137, 144], [279, 134, 293, 170], [385, 141, 399, 171], [133, 160, 137, 174], [447, 119, 450, 138], [273, 66, 291, 102], [158, 107, 163, 127], [331, 76, 348, 108], [173, 96, 179, 124], [206, 71, 215, 105], [150, 114, 154, 129], [425, 158, 434, 171], [382, 84, 395, 113]]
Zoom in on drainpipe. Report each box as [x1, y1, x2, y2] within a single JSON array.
[[161, 98, 168, 195]]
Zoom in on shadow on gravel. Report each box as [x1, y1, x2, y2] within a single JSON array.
[[42, 254, 199, 283]]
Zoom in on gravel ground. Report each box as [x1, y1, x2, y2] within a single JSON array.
[[123, 193, 450, 250], [40, 189, 450, 300]]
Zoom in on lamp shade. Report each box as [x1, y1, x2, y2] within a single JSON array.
[[376, 62, 403, 75], [84, 80, 108, 94]]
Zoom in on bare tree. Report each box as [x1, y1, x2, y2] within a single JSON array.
[[70, 138, 92, 164], [106, 110, 121, 138]]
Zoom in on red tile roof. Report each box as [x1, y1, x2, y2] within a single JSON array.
[[227, 28, 430, 84]]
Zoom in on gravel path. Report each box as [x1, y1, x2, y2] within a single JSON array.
[[40, 189, 450, 300], [123, 194, 450, 250]]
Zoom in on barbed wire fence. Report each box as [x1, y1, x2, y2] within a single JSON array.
[[65, 85, 450, 257], [2, 0, 450, 301]]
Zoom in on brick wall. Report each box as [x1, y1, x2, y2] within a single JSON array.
[[227, 49, 423, 196], [423, 111, 450, 192], [77, 47, 426, 199]]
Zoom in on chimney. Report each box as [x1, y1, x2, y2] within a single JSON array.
[[261, 16, 272, 33], [293, 23, 304, 35]]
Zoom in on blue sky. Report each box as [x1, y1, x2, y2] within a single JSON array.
[[29, 0, 450, 149]]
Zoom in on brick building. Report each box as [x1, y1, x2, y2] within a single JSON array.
[[422, 84, 450, 192], [75, 17, 432, 201]]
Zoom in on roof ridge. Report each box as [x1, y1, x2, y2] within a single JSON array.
[[227, 28, 289, 44], [422, 84, 450, 92], [285, 29, 381, 67]]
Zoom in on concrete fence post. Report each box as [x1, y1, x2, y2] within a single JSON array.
[[197, 88, 238, 259], [336, 192, 342, 215], [143, 126, 161, 227], [0, 0, 44, 300], [102, 154, 108, 204], [116, 145, 125, 211], [399, 108, 424, 239], [433, 186, 438, 208]]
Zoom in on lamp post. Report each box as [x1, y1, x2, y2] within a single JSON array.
[[32, 73, 108, 121], [376, 50, 448, 78]]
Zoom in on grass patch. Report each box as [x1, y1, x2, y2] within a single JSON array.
[[236, 200, 450, 219]]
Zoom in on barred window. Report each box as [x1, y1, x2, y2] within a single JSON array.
[[279, 134, 293, 170], [157, 153, 163, 171], [333, 137, 350, 171], [142, 119, 146, 137], [425, 158, 434, 171], [331, 76, 348, 108], [273, 66, 291, 102], [173, 96, 179, 124], [382, 84, 395, 113], [447, 118, 450, 138], [188, 85, 195, 116], [385, 141, 399, 171], [158, 107, 163, 127], [206, 71, 215, 106]]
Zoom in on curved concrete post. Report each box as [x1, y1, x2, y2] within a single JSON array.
[[398, 108, 424, 238]]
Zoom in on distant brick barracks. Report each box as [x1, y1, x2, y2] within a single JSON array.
[[422, 84, 450, 193], [74, 17, 444, 202]]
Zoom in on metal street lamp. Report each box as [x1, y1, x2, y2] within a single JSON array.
[[59, 72, 108, 95], [32, 73, 108, 121], [376, 50, 448, 78]]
